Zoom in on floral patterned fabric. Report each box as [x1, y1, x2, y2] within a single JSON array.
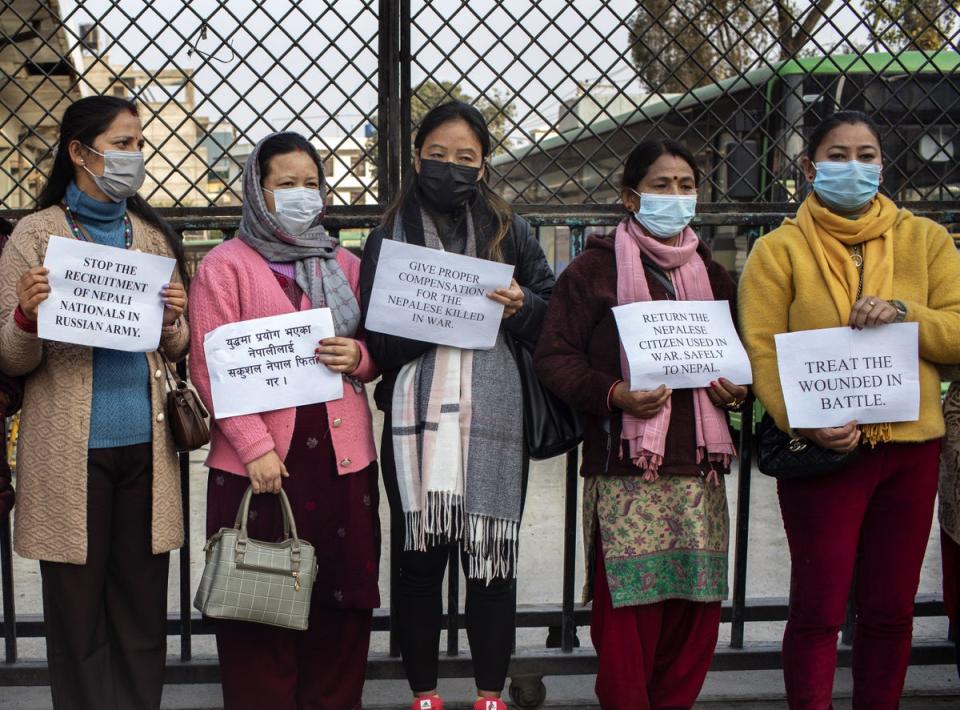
[[939, 381, 960, 545], [583, 473, 729, 608]]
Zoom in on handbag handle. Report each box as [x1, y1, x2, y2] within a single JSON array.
[[160, 352, 209, 418], [233, 485, 302, 572]]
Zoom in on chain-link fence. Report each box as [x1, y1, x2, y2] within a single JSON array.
[[1, 1, 957, 215], [1, 0, 959, 689]]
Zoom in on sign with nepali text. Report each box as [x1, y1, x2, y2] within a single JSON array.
[[38, 236, 175, 351], [613, 300, 752, 390], [775, 323, 920, 428], [203, 309, 343, 418], [364, 239, 513, 350]]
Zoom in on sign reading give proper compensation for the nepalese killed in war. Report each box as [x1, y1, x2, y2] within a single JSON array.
[[364, 239, 514, 350], [38, 235, 176, 352]]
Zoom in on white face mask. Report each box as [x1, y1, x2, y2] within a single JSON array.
[[265, 187, 323, 236], [630, 190, 697, 239], [83, 146, 146, 202]]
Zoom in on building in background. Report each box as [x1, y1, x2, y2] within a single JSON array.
[[0, 0, 81, 207]]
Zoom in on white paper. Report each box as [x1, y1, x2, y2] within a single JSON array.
[[364, 239, 514, 350], [775, 323, 920, 428], [37, 235, 175, 352], [612, 300, 753, 390], [203, 309, 344, 419]]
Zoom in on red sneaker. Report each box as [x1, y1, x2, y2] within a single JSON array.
[[473, 700, 507, 710], [411, 697, 444, 710]]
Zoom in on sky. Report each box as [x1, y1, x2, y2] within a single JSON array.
[[49, 0, 930, 155]]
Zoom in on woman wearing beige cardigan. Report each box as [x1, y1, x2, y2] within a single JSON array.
[[0, 96, 189, 710]]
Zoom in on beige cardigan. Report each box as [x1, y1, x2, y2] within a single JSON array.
[[0, 206, 188, 564]]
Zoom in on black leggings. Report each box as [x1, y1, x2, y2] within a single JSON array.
[[381, 416, 528, 693]]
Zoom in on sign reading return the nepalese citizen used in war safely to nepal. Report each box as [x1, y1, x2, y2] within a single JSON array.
[[364, 239, 514, 350], [203, 309, 343, 419], [38, 236, 175, 352], [775, 322, 920, 429], [612, 300, 753, 391]]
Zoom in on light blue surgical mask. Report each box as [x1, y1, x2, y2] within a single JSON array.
[[265, 187, 324, 236], [812, 160, 882, 212], [631, 191, 697, 239]]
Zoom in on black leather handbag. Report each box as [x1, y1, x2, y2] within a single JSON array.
[[507, 337, 582, 461], [756, 412, 857, 479]]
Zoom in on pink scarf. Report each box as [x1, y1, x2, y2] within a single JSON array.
[[614, 217, 736, 482]]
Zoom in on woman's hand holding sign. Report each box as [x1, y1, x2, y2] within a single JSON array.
[[16, 267, 51, 321], [161, 282, 187, 325], [316, 337, 360, 374], [487, 278, 524, 319], [849, 295, 897, 330], [706, 377, 748, 411]]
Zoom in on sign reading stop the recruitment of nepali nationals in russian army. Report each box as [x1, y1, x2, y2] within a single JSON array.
[[38, 235, 175, 352], [775, 323, 920, 429], [364, 239, 514, 350], [612, 300, 753, 391], [203, 308, 343, 419]]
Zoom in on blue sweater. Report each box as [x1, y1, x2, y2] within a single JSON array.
[[65, 182, 152, 448]]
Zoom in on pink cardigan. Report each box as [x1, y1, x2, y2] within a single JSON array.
[[189, 238, 379, 476]]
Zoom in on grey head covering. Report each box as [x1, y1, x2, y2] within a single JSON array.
[[237, 132, 361, 337]]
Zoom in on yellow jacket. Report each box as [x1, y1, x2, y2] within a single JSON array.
[[739, 206, 960, 442]]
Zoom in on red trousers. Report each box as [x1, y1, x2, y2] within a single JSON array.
[[591, 540, 721, 709], [214, 608, 373, 710], [777, 440, 940, 709]]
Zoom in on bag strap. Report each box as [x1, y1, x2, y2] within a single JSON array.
[[234, 486, 302, 574], [641, 256, 676, 300]]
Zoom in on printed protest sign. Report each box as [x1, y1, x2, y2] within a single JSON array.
[[203, 309, 343, 418], [775, 323, 920, 429], [38, 235, 175, 352], [364, 239, 514, 350], [612, 300, 752, 390]]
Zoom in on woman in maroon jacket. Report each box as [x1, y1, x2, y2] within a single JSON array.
[[534, 140, 747, 710]]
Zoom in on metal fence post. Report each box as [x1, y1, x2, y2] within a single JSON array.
[[730, 394, 755, 649]]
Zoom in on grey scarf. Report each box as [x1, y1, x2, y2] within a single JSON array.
[[237, 133, 361, 337]]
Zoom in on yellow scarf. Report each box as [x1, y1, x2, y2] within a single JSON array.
[[795, 192, 900, 445]]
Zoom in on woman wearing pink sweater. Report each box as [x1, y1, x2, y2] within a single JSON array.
[[189, 132, 380, 710]]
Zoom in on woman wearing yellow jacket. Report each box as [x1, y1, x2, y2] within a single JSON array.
[[739, 110, 960, 708]]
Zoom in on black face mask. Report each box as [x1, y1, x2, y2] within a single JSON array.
[[416, 158, 481, 213]]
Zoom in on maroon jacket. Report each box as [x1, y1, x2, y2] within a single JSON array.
[[0, 230, 22, 517], [533, 231, 737, 477]]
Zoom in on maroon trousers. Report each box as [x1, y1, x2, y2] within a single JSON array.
[[590, 540, 721, 710], [207, 404, 380, 710], [777, 440, 940, 709]]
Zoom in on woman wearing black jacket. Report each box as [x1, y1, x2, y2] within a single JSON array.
[[359, 101, 554, 710]]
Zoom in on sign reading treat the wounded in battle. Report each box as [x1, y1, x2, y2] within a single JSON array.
[[203, 309, 343, 419], [775, 323, 920, 429], [364, 239, 514, 350], [612, 300, 753, 391], [38, 236, 175, 351]]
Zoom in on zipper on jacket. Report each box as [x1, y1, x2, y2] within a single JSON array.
[[602, 417, 613, 473]]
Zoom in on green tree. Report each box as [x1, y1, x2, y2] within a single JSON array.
[[862, 0, 960, 51], [628, 1, 838, 92]]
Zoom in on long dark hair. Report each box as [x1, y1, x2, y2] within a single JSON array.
[[805, 110, 882, 160], [620, 139, 701, 190], [382, 101, 514, 261], [38, 96, 189, 284], [257, 131, 326, 188]]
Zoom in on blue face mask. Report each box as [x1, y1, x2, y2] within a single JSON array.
[[812, 160, 882, 211], [631, 191, 697, 239]]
